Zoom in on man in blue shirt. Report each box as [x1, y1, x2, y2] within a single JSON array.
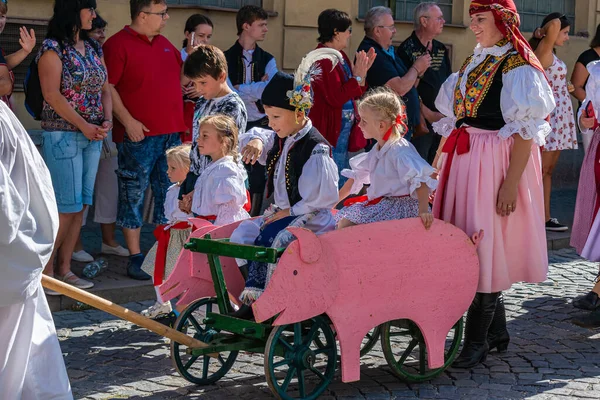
[[357, 6, 431, 141]]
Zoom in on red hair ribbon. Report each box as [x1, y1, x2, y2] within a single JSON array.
[[383, 114, 408, 141]]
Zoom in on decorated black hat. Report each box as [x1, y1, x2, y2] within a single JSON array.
[[261, 48, 345, 117], [261, 72, 296, 111]]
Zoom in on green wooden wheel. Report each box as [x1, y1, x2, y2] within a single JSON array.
[[171, 297, 238, 385], [360, 325, 381, 356], [264, 316, 337, 400], [380, 318, 463, 383]]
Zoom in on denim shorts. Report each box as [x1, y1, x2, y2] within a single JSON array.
[[41, 130, 102, 213], [116, 133, 181, 229]]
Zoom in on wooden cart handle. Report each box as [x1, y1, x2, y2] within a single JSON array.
[[42, 275, 214, 353]]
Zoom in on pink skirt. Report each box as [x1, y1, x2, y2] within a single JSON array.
[[433, 127, 548, 293], [582, 214, 600, 261]]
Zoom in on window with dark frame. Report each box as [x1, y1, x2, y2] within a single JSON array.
[[358, 0, 453, 23], [165, 0, 262, 8], [0, 19, 49, 92], [513, 0, 575, 33]]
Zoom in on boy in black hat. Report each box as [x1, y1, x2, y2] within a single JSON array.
[[230, 49, 344, 318]]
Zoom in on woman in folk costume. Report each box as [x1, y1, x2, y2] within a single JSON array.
[[229, 49, 342, 319], [570, 60, 600, 328], [432, 0, 555, 368], [0, 101, 72, 398]]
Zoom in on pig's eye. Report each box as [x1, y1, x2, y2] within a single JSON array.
[[293, 270, 298, 276]]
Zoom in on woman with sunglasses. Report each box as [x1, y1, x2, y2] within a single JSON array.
[[310, 9, 376, 187]]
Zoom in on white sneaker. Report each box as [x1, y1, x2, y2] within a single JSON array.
[[56, 271, 94, 289], [101, 243, 130, 257], [141, 301, 173, 319], [72, 250, 94, 262]]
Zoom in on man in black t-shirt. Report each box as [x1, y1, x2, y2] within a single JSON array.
[[397, 2, 452, 163]]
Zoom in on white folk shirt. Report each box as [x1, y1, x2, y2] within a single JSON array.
[[164, 183, 193, 226], [343, 138, 438, 199], [227, 50, 278, 123], [191, 156, 250, 226], [239, 121, 339, 234], [432, 42, 555, 146], [0, 101, 59, 307]]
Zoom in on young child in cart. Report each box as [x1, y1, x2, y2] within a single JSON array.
[[336, 87, 437, 230], [141, 144, 194, 320], [229, 48, 345, 319]]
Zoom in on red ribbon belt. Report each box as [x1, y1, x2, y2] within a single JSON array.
[[243, 190, 251, 213], [437, 126, 471, 220], [343, 194, 409, 207]]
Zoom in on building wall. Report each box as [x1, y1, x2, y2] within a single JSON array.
[[8, 0, 600, 142]]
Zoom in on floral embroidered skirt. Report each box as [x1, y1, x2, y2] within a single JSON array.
[[336, 196, 420, 225]]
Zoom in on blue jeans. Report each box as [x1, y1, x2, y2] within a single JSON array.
[[41, 130, 101, 213], [332, 102, 354, 188], [116, 134, 181, 229]]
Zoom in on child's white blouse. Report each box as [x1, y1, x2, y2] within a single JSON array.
[[191, 155, 250, 226], [343, 138, 438, 199], [165, 183, 193, 225], [578, 60, 600, 136]]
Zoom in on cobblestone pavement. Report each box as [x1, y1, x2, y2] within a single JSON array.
[[54, 248, 600, 400]]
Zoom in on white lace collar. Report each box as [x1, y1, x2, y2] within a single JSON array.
[[472, 42, 512, 58]]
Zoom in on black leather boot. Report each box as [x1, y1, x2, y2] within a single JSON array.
[[487, 293, 510, 353], [572, 308, 600, 328], [239, 264, 249, 280], [250, 193, 264, 217], [452, 292, 499, 369], [229, 304, 254, 320]]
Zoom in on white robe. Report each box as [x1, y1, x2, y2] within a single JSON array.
[[0, 101, 72, 399]]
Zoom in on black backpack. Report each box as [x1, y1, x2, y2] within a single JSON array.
[[24, 39, 101, 120]]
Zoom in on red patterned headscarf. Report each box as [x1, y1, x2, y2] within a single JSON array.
[[469, 0, 544, 74]]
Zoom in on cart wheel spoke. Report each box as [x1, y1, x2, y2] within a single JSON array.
[[314, 345, 335, 356], [419, 342, 427, 374], [398, 339, 419, 365], [278, 337, 294, 352], [298, 369, 306, 397], [188, 315, 203, 334], [202, 356, 210, 380], [389, 329, 411, 337], [309, 365, 326, 381], [303, 322, 320, 346], [273, 358, 292, 369], [280, 365, 296, 392], [293, 323, 302, 346], [184, 355, 199, 370], [217, 355, 226, 366]]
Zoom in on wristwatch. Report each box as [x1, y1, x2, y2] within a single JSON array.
[[355, 76, 363, 83]]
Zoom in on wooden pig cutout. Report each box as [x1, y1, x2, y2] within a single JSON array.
[[253, 218, 481, 383], [159, 219, 246, 308]]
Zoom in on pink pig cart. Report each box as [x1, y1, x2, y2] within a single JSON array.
[[171, 218, 481, 400]]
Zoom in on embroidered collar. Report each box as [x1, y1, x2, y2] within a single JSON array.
[[286, 119, 313, 145]]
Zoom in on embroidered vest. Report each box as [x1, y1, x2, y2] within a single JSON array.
[[224, 41, 274, 115], [266, 127, 330, 207], [453, 50, 528, 131]]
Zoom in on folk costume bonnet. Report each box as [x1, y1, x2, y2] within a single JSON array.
[[468, 0, 544, 74]]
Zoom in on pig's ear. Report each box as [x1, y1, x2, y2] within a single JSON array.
[[287, 227, 322, 264]]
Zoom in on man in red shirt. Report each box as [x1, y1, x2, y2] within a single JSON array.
[[104, 0, 186, 280]]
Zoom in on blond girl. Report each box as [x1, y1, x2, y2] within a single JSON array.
[[141, 144, 194, 319], [337, 87, 437, 229]]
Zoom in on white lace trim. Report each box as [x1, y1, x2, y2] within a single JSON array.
[[432, 116, 456, 138], [497, 119, 551, 146]]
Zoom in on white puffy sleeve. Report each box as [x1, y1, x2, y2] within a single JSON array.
[[577, 61, 600, 135], [341, 152, 370, 195], [0, 162, 24, 245], [291, 144, 339, 216], [499, 65, 555, 145], [398, 146, 438, 198], [238, 127, 275, 166], [212, 170, 250, 226], [432, 72, 459, 137]]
